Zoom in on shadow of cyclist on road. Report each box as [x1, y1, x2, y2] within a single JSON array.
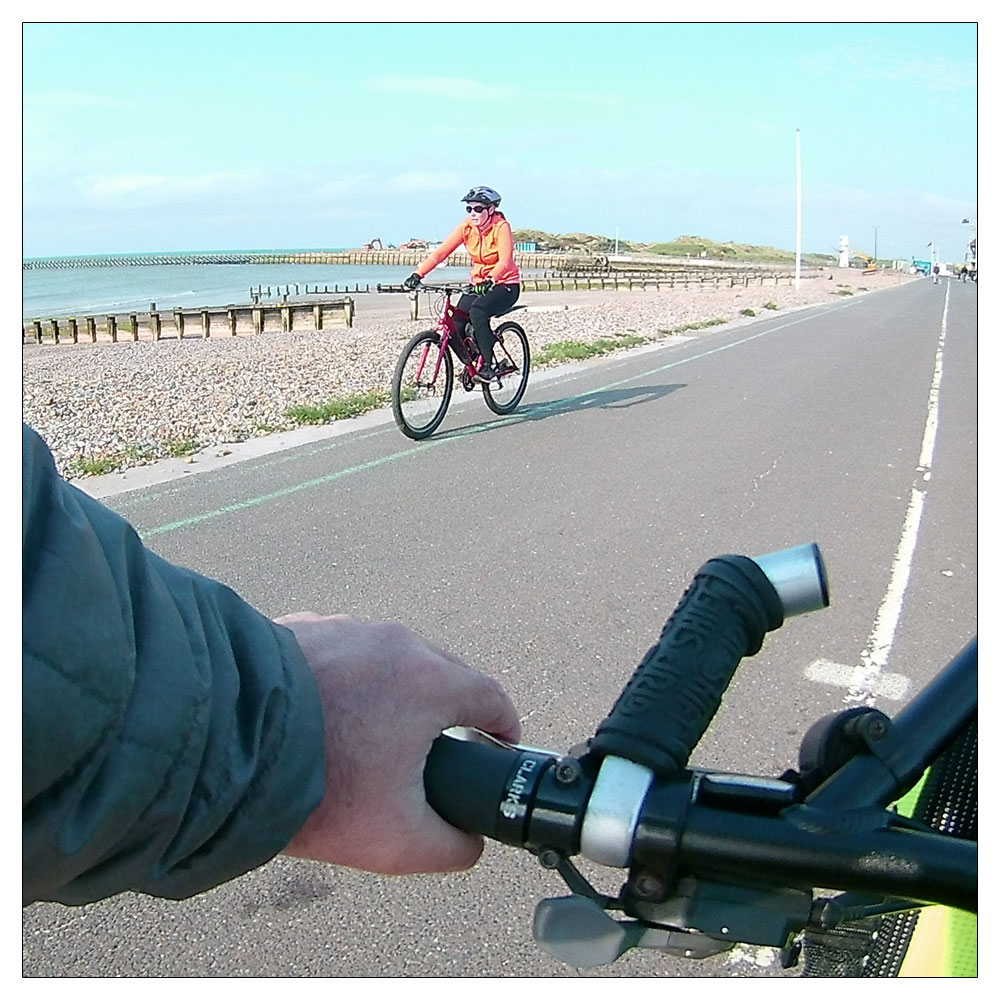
[[516, 383, 686, 420], [437, 384, 687, 440]]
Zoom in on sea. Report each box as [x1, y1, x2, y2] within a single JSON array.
[[21, 257, 487, 322]]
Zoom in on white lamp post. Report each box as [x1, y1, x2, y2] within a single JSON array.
[[795, 129, 802, 290]]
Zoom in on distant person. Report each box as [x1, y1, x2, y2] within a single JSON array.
[[22, 423, 521, 905], [403, 186, 521, 384], [932, 262, 941, 284], [960, 264, 968, 282]]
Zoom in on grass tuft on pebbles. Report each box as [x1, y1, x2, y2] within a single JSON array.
[[286, 389, 391, 425], [534, 332, 646, 365]]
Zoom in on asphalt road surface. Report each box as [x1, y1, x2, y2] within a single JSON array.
[[23, 277, 977, 978]]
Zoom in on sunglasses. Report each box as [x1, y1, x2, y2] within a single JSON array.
[[466, 204, 490, 214]]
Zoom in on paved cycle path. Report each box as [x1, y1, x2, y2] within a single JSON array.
[[24, 278, 977, 978]]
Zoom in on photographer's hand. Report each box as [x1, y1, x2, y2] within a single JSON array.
[[279, 613, 521, 874]]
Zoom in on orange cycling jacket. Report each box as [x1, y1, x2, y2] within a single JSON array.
[[415, 211, 521, 285]]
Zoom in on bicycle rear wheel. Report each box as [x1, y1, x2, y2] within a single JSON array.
[[483, 321, 530, 415], [392, 330, 454, 440]]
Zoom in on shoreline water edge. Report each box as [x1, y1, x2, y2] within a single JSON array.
[[23, 268, 917, 481]]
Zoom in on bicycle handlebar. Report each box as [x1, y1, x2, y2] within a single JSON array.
[[424, 736, 975, 903], [427, 544, 827, 834], [423, 543, 976, 967], [412, 281, 474, 294], [590, 552, 812, 776]]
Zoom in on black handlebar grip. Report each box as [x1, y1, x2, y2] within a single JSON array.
[[589, 554, 785, 777], [424, 736, 555, 846]]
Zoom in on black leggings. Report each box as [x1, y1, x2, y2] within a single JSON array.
[[456, 283, 520, 363]]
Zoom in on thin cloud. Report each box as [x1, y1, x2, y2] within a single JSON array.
[[367, 74, 622, 108], [76, 167, 452, 212], [388, 172, 464, 194], [24, 91, 140, 112], [85, 174, 173, 198], [81, 170, 254, 206], [369, 75, 515, 101], [800, 44, 976, 94], [314, 173, 379, 199]]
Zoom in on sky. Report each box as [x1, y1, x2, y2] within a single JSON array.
[[20, 20, 979, 264]]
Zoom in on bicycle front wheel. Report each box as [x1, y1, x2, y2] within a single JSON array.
[[483, 321, 530, 415], [392, 331, 454, 440]]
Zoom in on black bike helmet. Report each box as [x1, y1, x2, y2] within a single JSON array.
[[461, 186, 501, 206]]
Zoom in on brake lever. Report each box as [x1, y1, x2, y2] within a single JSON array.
[[533, 895, 732, 968], [442, 726, 564, 758]]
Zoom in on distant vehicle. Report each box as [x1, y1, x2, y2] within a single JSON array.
[[362, 238, 384, 251], [850, 251, 878, 274], [911, 260, 931, 276]]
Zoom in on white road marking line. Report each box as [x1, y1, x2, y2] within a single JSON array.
[[807, 284, 949, 705], [725, 944, 779, 969], [805, 659, 911, 701]]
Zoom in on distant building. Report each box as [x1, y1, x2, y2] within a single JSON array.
[[515, 241, 538, 253], [838, 235, 850, 268]]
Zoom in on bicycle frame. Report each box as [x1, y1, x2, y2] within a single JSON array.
[[413, 285, 479, 387], [804, 639, 975, 816], [414, 283, 523, 383]]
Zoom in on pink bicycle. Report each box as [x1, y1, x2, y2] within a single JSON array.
[[391, 281, 531, 440]]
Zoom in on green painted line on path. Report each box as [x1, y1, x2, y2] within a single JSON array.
[[143, 301, 857, 538]]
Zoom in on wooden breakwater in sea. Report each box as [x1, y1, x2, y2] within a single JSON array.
[[25, 249, 803, 272], [23, 248, 815, 280], [23, 250, 433, 270], [376, 271, 817, 300], [23, 298, 355, 345], [254, 268, 812, 300], [521, 270, 812, 291], [23, 249, 583, 270]]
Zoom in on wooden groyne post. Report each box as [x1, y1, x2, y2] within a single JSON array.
[[24, 297, 357, 345]]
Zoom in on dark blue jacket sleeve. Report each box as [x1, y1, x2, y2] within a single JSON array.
[[22, 424, 326, 905]]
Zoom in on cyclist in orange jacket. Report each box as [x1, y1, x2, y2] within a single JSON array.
[[404, 186, 521, 383]]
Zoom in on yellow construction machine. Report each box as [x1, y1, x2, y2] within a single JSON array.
[[851, 251, 878, 275]]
